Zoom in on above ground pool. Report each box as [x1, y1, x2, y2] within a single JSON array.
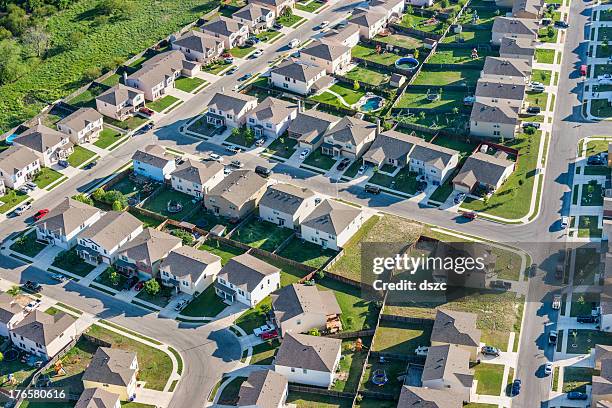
[[359, 95, 384, 112], [5, 134, 17, 144], [394, 56, 419, 72]]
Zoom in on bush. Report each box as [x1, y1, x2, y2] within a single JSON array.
[[171, 229, 194, 245], [72, 193, 94, 206], [144, 279, 160, 296], [93, 188, 128, 209]]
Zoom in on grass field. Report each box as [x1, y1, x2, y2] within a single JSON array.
[[34, 168, 64, 189], [264, 136, 297, 158], [310, 83, 365, 108], [428, 48, 488, 65], [286, 392, 352, 408], [142, 187, 198, 220], [0, 190, 29, 214], [374, 33, 424, 50], [535, 49, 556, 64], [147, 95, 180, 112], [352, 44, 400, 66], [250, 339, 280, 365], [198, 240, 246, 265], [68, 145, 97, 167], [345, 66, 390, 86], [180, 284, 227, 317], [277, 237, 338, 269], [372, 321, 432, 355], [10, 232, 47, 258], [333, 339, 369, 392], [412, 68, 480, 87], [229, 46, 256, 58], [395, 90, 467, 111], [532, 69, 553, 86], [302, 148, 336, 170]]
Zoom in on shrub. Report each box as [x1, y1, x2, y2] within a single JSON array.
[[144, 279, 160, 296], [171, 229, 194, 245], [72, 193, 93, 206]]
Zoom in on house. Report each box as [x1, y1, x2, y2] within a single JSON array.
[[132, 144, 177, 182], [299, 40, 352, 74], [246, 97, 299, 138], [82, 347, 138, 401], [398, 385, 464, 408], [56, 108, 104, 145], [115, 228, 182, 279], [512, 0, 543, 19], [469, 100, 521, 139], [491, 17, 538, 44], [200, 17, 249, 49], [592, 348, 612, 407], [404, 0, 433, 6], [0, 145, 41, 189], [238, 370, 288, 408], [171, 30, 225, 63], [75, 388, 121, 408], [300, 199, 364, 251], [482, 57, 532, 81], [35, 197, 102, 249], [206, 91, 258, 129], [475, 76, 526, 105], [171, 159, 225, 198], [409, 143, 460, 186], [499, 37, 536, 61], [601, 256, 611, 332], [350, 8, 387, 39], [10, 310, 77, 359], [160, 246, 222, 296], [320, 24, 361, 48], [453, 151, 515, 193], [77, 211, 144, 266], [0, 292, 25, 338], [259, 183, 317, 229], [13, 124, 73, 167], [362, 130, 422, 169], [0, 179, 6, 197], [431, 309, 481, 359], [125, 50, 198, 101], [249, 0, 295, 16], [95, 84, 145, 121], [390, 73, 406, 88], [369, 0, 406, 20], [421, 344, 473, 403], [272, 283, 342, 336], [321, 116, 378, 159], [274, 333, 342, 388], [270, 59, 331, 96], [214, 253, 281, 307], [287, 109, 341, 149], [232, 3, 275, 31], [204, 170, 268, 220]]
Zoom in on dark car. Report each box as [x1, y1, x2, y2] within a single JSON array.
[[526, 106, 541, 114], [489, 280, 512, 290], [337, 158, 351, 171], [123, 276, 138, 291], [226, 67, 238, 75], [273, 22, 282, 29], [587, 155, 605, 165], [567, 391, 588, 400], [58, 160, 69, 168], [255, 165, 271, 178], [462, 211, 477, 220], [142, 123, 154, 132], [23, 281, 42, 293], [481, 346, 501, 356], [577, 315, 596, 323], [364, 184, 381, 194], [238, 73, 253, 82], [83, 161, 97, 170], [511, 379, 521, 396], [554, 20, 569, 28]]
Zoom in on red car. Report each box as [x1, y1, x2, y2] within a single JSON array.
[[261, 330, 278, 340], [580, 64, 587, 77], [462, 211, 477, 220], [134, 281, 145, 291], [34, 209, 49, 221], [221, 52, 231, 58], [139, 107, 155, 116]]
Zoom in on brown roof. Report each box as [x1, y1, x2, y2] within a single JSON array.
[[160, 246, 221, 282], [0, 292, 22, 325], [75, 388, 120, 408], [127, 50, 189, 88], [301, 199, 362, 236], [271, 59, 325, 83], [325, 116, 377, 147], [12, 310, 76, 347], [218, 253, 280, 292], [470, 100, 520, 125], [422, 344, 473, 385], [117, 228, 181, 267], [57, 108, 102, 132], [482, 56, 532, 79], [132, 144, 174, 168], [172, 30, 223, 53], [79, 211, 143, 250], [96, 84, 143, 106], [398, 385, 464, 408], [363, 130, 422, 165], [272, 284, 341, 324], [82, 347, 137, 387], [171, 159, 223, 185], [259, 183, 315, 216], [0, 145, 39, 175], [431, 309, 481, 347], [300, 40, 351, 62], [14, 124, 67, 153], [274, 333, 341, 372], [36, 197, 99, 237], [248, 97, 298, 124], [206, 170, 268, 207], [238, 370, 288, 408], [453, 152, 515, 190], [287, 110, 340, 143]]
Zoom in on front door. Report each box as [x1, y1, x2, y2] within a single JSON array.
[[278, 218, 285, 227], [321, 239, 328, 249]]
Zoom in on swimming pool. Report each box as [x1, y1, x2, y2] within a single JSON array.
[[359, 96, 384, 112], [394, 57, 419, 72]]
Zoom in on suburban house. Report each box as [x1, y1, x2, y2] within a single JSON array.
[[270, 59, 332, 96], [249, 0, 295, 15], [77, 211, 144, 266], [0, 293, 25, 338], [320, 24, 361, 48], [56, 108, 104, 145], [125, 50, 199, 101], [259, 183, 317, 229], [362, 130, 422, 169], [272, 283, 342, 336], [592, 345, 612, 406], [300, 199, 364, 251], [321, 116, 378, 159], [75, 388, 121, 408], [398, 386, 464, 408], [482, 56, 532, 81], [35, 197, 102, 249], [431, 309, 482, 359], [200, 17, 249, 49], [171, 159, 225, 198], [299, 40, 352, 74], [10, 310, 77, 359], [421, 344, 473, 403], [287, 109, 341, 149], [171, 30, 225, 63], [512, 0, 542, 19], [82, 347, 138, 401], [245, 96, 299, 138], [349, 8, 387, 39], [132, 144, 177, 182], [159, 246, 222, 296], [469, 100, 521, 139], [238, 370, 288, 408], [453, 151, 516, 194], [13, 124, 73, 167], [601, 258, 611, 332], [499, 37, 536, 61], [475, 76, 526, 105], [114, 228, 182, 279], [95, 84, 145, 121], [232, 3, 275, 31], [405, 0, 433, 5], [204, 170, 268, 220], [214, 253, 281, 307], [408, 143, 460, 186], [0, 145, 41, 189], [274, 333, 342, 388], [491, 17, 538, 44], [206, 91, 258, 129], [369, 0, 406, 20]]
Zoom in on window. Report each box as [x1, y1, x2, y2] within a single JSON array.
[[493, 130, 500, 136], [291, 367, 296, 372], [249, 118, 255, 123], [303, 369, 307, 374], [183, 281, 189, 286], [283, 83, 289, 89]]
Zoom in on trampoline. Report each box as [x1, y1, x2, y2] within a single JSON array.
[[371, 369, 388, 386]]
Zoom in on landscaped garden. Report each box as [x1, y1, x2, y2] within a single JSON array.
[[296, 0, 325, 13], [276, 11, 305, 27], [532, 69, 553, 86], [135, 278, 174, 308], [202, 60, 234, 75], [580, 181, 603, 206], [232, 219, 294, 252], [577, 215, 602, 238]]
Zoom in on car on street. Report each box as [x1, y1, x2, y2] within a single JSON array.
[[299, 149, 310, 160], [560, 216, 569, 229], [239, 73, 253, 81], [337, 158, 350, 171], [481, 346, 500, 356], [83, 161, 97, 170], [288, 38, 300, 48], [526, 106, 541, 114], [365, 184, 381, 194], [251, 49, 263, 58], [567, 391, 588, 400], [175, 299, 188, 311], [414, 346, 429, 356], [24, 299, 42, 312], [461, 211, 477, 220], [230, 160, 243, 168], [318, 20, 329, 29], [209, 153, 223, 163], [255, 165, 271, 177], [23, 281, 42, 293], [454, 193, 466, 205], [226, 67, 238, 75], [225, 145, 242, 153], [544, 362, 553, 375], [511, 379, 521, 396], [33, 209, 49, 221], [554, 20, 569, 28], [549, 329, 558, 344], [50, 273, 66, 282], [14, 202, 32, 216]]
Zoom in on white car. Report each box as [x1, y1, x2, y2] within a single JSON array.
[[224, 167, 233, 175], [209, 153, 223, 163], [415, 346, 429, 356], [598, 74, 612, 84], [174, 299, 188, 311], [299, 149, 310, 159], [252, 49, 263, 58], [560, 216, 569, 229], [358, 165, 366, 175], [25, 299, 41, 312], [14, 202, 32, 216], [529, 82, 545, 92], [319, 21, 329, 29], [544, 362, 553, 375], [253, 324, 274, 336], [288, 39, 300, 49]]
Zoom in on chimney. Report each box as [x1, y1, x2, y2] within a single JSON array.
[[376, 118, 381, 135], [37, 117, 42, 126], [297, 99, 303, 113], [123, 72, 128, 83]]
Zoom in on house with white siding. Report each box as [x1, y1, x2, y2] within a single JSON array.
[[171, 30, 225, 63], [171, 159, 225, 198], [300, 199, 363, 251], [270, 59, 331, 96], [95, 85, 145, 121], [299, 41, 352, 75], [349, 8, 387, 39], [200, 17, 250, 49], [206, 91, 258, 129], [35, 198, 102, 249], [57, 108, 104, 145], [232, 3, 275, 31], [0, 293, 25, 338], [409, 143, 460, 186], [469, 100, 521, 140], [10, 310, 77, 360], [245, 97, 299, 138], [132, 144, 176, 182], [13, 124, 73, 167], [0, 145, 41, 189], [259, 183, 317, 229], [160, 246, 222, 296]]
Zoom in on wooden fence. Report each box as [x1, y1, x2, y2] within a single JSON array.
[[326, 329, 376, 339], [379, 313, 435, 326], [287, 384, 355, 399]]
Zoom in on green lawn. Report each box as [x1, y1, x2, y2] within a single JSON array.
[[372, 321, 432, 355], [256, 29, 283, 43], [359, 357, 405, 396], [198, 240, 246, 265], [34, 168, 64, 189], [532, 69, 553, 86], [474, 363, 505, 395], [147, 95, 180, 112], [585, 139, 611, 156], [128, 208, 163, 228], [374, 33, 424, 50], [68, 145, 96, 167], [318, 276, 378, 331], [286, 392, 352, 408], [296, 0, 325, 13], [580, 181, 603, 206], [578, 215, 602, 238], [217, 376, 247, 405], [562, 367, 595, 393], [277, 12, 305, 27], [93, 267, 127, 291], [535, 48, 555, 64], [135, 278, 174, 307], [225, 128, 256, 148], [302, 149, 336, 170], [428, 48, 488, 65], [103, 115, 149, 131], [232, 219, 294, 252], [52, 248, 96, 277], [0, 190, 29, 213], [174, 76, 207, 93], [277, 236, 338, 269], [202, 60, 234, 75], [538, 28, 558, 43], [441, 30, 491, 44], [412, 68, 480, 87], [590, 98, 612, 119], [67, 83, 107, 108], [187, 210, 233, 230], [369, 167, 419, 195], [10, 231, 47, 258], [180, 284, 227, 317], [525, 91, 549, 110], [229, 46, 256, 58], [345, 66, 390, 87], [332, 339, 369, 392], [310, 83, 365, 108], [352, 44, 400, 66], [250, 339, 280, 365], [399, 12, 448, 34], [141, 187, 198, 220], [395, 90, 466, 110], [100, 73, 121, 87], [264, 135, 297, 159], [235, 296, 272, 334]]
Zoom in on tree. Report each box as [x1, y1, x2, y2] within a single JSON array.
[[84, 66, 102, 82], [22, 24, 50, 58], [441, 0, 450, 8], [7, 286, 21, 296], [308, 328, 320, 336], [419, 111, 426, 120], [144, 279, 160, 296], [92, 187, 105, 201], [68, 30, 85, 47], [111, 199, 124, 211], [244, 127, 255, 145], [172, 229, 194, 246], [260, 303, 271, 315], [0, 40, 26, 85], [452, 107, 459, 115], [353, 80, 360, 91], [413, 48, 419, 60], [72, 193, 94, 206], [0, 28, 11, 40], [2, 5, 28, 36], [107, 267, 120, 286], [315, 270, 325, 280], [406, 5, 413, 14], [99, 0, 134, 17]]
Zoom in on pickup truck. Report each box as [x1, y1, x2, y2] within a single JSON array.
[[552, 295, 561, 310]]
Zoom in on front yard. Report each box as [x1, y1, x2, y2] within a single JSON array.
[[180, 284, 227, 317], [94, 128, 123, 149], [474, 363, 505, 395], [229, 46, 256, 58], [302, 149, 336, 171], [296, 0, 325, 13], [580, 181, 603, 206], [68, 145, 97, 167], [578, 215, 602, 238], [141, 187, 198, 220], [276, 12, 305, 27], [10, 231, 46, 258], [52, 248, 96, 277], [174, 76, 207, 93], [103, 115, 149, 131], [562, 366, 595, 393], [135, 279, 174, 308], [232, 218, 293, 252], [264, 135, 297, 159], [250, 339, 280, 365], [0, 190, 28, 214], [34, 168, 64, 189], [369, 167, 419, 195], [235, 296, 271, 334], [147, 95, 180, 112], [535, 48, 555, 64]]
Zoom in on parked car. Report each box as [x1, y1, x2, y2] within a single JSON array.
[[511, 379, 521, 396], [123, 276, 138, 291], [50, 273, 66, 282], [299, 149, 310, 160], [414, 346, 429, 356], [453, 193, 466, 205], [489, 280, 511, 290], [14, 202, 32, 216], [254, 324, 275, 336], [587, 154, 605, 165], [337, 158, 350, 171], [247, 36, 260, 44], [549, 329, 558, 344], [226, 67, 238, 75], [230, 160, 243, 168], [365, 184, 381, 194], [224, 167, 233, 175], [554, 20, 569, 28], [134, 281, 145, 292], [526, 106, 541, 114], [580, 64, 588, 77], [544, 362, 553, 375], [261, 330, 279, 340], [239, 73, 253, 82], [139, 107, 155, 116], [567, 391, 588, 400], [251, 49, 263, 58], [224, 57, 234, 64], [209, 153, 223, 163], [552, 295, 562, 310], [461, 211, 477, 220], [24, 299, 41, 312], [225, 145, 242, 153], [174, 299, 188, 311], [318, 20, 329, 29], [481, 346, 500, 356], [288, 38, 300, 49], [358, 164, 367, 175], [255, 165, 271, 178], [33, 209, 49, 221], [577, 315, 596, 323], [255, 138, 266, 147], [175, 157, 185, 165], [83, 161, 97, 170], [58, 160, 69, 168], [23, 281, 42, 293], [522, 122, 541, 129], [560, 216, 569, 229]]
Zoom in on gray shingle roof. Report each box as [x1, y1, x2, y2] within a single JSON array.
[[475, 77, 526, 101], [274, 333, 341, 372], [272, 283, 341, 324], [96, 84, 143, 106], [350, 8, 386, 27], [132, 144, 174, 168], [171, 159, 223, 185], [453, 151, 515, 189], [232, 3, 272, 22], [82, 347, 137, 386], [201, 16, 245, 37], [482, 56, 532, 78], [301, 40, 350, 62], [172, 30, 223, 53], [287, 110, 340, 144], [398, 385, 464, 408], [238, 369, 288, 408], [218, 253, 280, 292], [79, 211, 143, 250], [0, 292, 22, 325], [325, 116, 377, 146], [271, 59, 325, 83], [127, 50, 188, 88], [14, 124, 67, 153], [160, 246, 221, 282], [57, 108, 102, 132], [470, 101, 520, 125], [410, 143, 459, 170], [321, 24, 360, 45], [117, 228, 181, 267], [12, 310, 76, 347], [499, 37, 536, 58], [0, 145, 39, 175], [206, 170, 268, 207], [492, 17, 538, 36], [422, 344, 473, 384], [259, 183, 314, 216], [301, 199, 362, 236], [35, 197, 99, 237], [431, 309, 482, 347], [370, 0, 405, 11], [512, 0, 542, 16], [248, 97, 298, 123], [363, 130, 422, 164], [75, 388, 121, 408], [208, 91, 257, 115]]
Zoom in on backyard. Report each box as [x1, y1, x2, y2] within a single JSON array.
[[428, 48, 489, 65], [232, 218, 294, 252], [141, 187, 198, 220], [359, 357, 406, 397], [372, 320, 432, 355], [352, 44, 400, 66], [345, 66, 390, 87], [310, 83, 365, 109], [198, 239, 246, 265], [411, 68, 480, 87], [442, 29, 492, 44], [277, 236, 337, 269], [374, 33, 424, 50], [395, 90, 467, 111], [332, 339, 369, 393]]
